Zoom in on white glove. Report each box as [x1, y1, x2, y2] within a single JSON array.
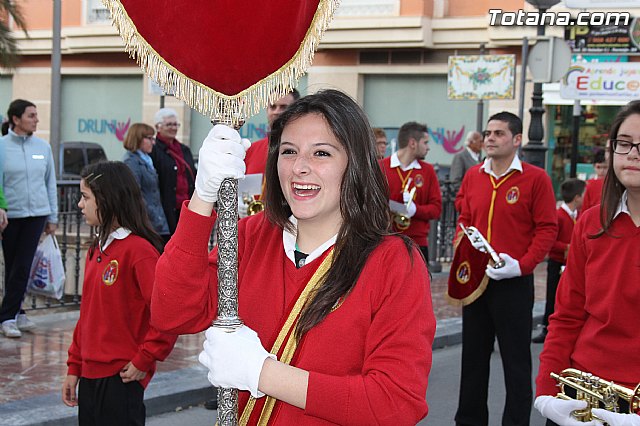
[[485, 252, 521, 280], [195, 125, 251, 203], [406, 200, 417, 218], [198, 325, 276, 398], [237, 196, 249, 219], [402, 191, 413, 204], [592, 409, 640, 426], [534, 395, 598, 426], [466, 228, 487, 253]]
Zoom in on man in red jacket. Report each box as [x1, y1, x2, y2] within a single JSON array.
[[240, 89, 301, 218], [380, 121, 442, 262], [532, 178, 585, 344], [453, 112, 557, 426], [244, 89, 301, 175]]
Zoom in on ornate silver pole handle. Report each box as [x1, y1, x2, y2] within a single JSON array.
[[213, 177, 243, 425]]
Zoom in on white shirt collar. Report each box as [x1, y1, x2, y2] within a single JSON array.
[[466, 147, 480, 162], [613, 191, 631, 220], [560, 202, 577, 219], [390, 152, 422, 171], [479, 155, 523, 178], [101, 227, 132, 251], [282, 216, 337, 266]]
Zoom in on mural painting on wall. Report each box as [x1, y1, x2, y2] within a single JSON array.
[[429, 125, 466, 154], [239, 123, 268, 141], [78, 117, 131, 142]]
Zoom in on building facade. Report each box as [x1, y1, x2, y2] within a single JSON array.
[[2, 0, 638, 180]]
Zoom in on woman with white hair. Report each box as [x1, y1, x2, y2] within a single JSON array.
[[149, 108, 196, 236]]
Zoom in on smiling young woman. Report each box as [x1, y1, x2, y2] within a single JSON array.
[[151, 89, 436, 425], [535, 100, 640, 425]]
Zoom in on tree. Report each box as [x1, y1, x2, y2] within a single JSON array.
[[0, 0, 28, 68]]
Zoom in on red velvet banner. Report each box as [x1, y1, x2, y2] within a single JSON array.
[[447, 233, 490, 306], [119, 0, 320, 96]]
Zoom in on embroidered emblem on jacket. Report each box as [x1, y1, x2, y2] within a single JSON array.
[[506, 186, 520, 204], [102, 260, 119, 286]]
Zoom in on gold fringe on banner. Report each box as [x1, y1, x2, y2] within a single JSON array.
[[101, 0, 340, 127]]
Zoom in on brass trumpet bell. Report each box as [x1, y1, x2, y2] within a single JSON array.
[[393, 213, 410, 230], [551, 368, 640, 421], [242, 195, 264, 216]]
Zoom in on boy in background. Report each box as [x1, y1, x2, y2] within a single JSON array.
[[532, 178, 586, 343]]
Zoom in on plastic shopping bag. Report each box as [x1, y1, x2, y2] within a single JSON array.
[[27, 234, 66, 300]]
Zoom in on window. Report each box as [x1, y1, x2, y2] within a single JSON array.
[[86, 0, 110, 24]]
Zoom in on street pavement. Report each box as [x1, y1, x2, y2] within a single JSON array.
[[0, 267, 549, 425], [147, 338, 549, 425]]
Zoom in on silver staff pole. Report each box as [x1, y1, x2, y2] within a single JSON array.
[[212, 123, 244, 425]]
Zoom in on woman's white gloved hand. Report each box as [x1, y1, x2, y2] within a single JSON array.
[[592, 409, 640, 426], [534, 395, 598, 426], [195, 125, 251, 203], [198, 325, 276, 398], [237, 196, 249, 219]]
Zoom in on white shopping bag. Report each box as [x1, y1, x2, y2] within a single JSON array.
[[27, 234, 66, 300]]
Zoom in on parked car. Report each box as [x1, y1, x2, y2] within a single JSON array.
[[58, 141, 107, 180]]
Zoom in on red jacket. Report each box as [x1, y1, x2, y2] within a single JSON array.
[[67, 235, 177, 389], [581, 178, 604, 214], [152, 206, 436, 425], [536, 206, 640, 396], [379, 157, 442, 246], [245, 136, 269, 175], [456, 162, 557, 275], [548, 207, 575, 264]]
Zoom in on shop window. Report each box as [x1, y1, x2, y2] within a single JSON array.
[[549, 104, 616, 193]]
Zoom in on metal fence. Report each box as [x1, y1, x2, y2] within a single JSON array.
[[2, 179, 459, 312]]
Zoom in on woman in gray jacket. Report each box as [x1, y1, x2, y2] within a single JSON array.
[[122, 123, 169, 243], [1, 99, 58, 338]]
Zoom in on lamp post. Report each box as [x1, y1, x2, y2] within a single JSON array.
[[522, 0, 560, 169]]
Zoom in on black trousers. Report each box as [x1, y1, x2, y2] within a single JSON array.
[[0, 216, 47, 323], [542, 259, 563, 327], [78, 374, 145, 426], [419, 245, 429, 266], [455, 275, 534, 426]]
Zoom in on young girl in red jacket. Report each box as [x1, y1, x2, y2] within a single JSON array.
[[534, 100, 640, 425], [61, 161, 177, 425], [151, 89, 436, 425]]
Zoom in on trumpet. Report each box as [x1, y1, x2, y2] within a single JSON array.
[[551, 368, 640, 422], [393, 213, 411, 230], [393, 187, 416, 231], [242, 194, 264, 216], [459, 224, 505, 269]]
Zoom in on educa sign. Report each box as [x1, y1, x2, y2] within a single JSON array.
[[560, 62, 640, 100]]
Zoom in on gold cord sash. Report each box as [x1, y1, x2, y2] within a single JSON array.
[[238, 249, 335, 426]]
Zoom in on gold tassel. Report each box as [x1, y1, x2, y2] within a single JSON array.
[[101, 0, 341, 127]]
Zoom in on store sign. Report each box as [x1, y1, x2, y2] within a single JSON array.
[[565, 18, 640, 53], [447, 54, 516, 100], [560, 62, 640, 100]]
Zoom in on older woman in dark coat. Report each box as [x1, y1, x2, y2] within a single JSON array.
[[123, 123, 169, 242]]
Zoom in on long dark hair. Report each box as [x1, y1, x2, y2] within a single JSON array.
[[80, 161, 164, 255], [265, 89, 409, 339], [593, 100, 640, 238], [2, 99, 35, 135]]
